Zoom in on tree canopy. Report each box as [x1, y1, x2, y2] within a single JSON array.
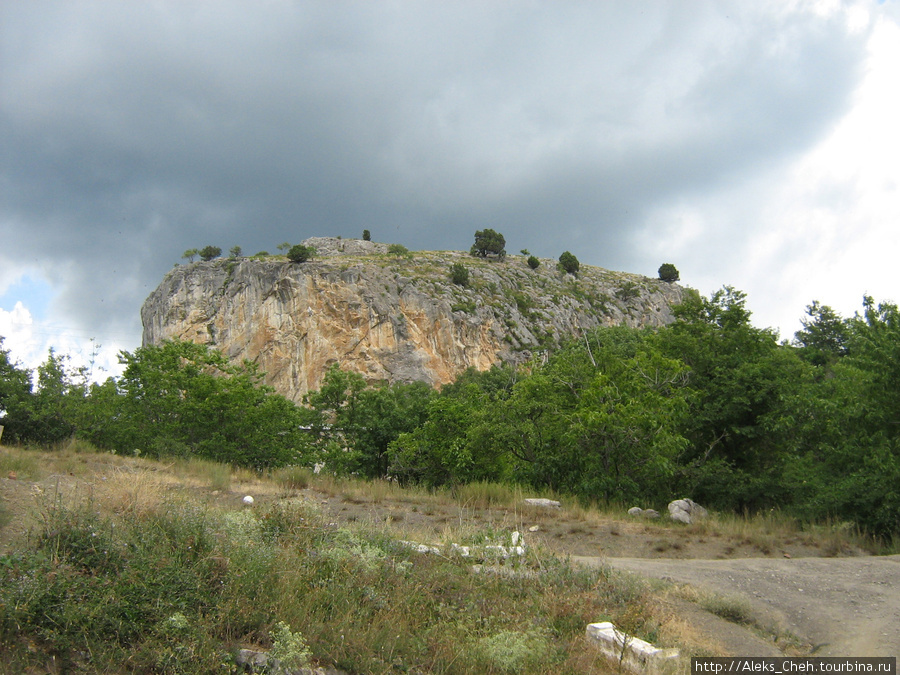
[[658, 263, 680, 282], [287, 244, 315, 263], [470, 229, 506, 259], [558, 251, 579, 275], [199, 246, 221, 261]]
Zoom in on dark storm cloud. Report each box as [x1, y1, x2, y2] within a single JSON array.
[[0, 1, 872, 346]]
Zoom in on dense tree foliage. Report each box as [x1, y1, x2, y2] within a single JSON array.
[[199, 246, 221, 261], [658, 263, 680, 282], [287, 244, 315, 263], [3, 290, 900, 538], [470, 229, 506, 259], [558, 251, 579, 275]]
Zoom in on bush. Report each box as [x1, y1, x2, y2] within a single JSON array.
[[449, 263, 469, 287], [387, 243, 410, 257], [658, 263, 680, 282], [287, 244, 315, 263], [362, 229, 371, 241], [558, 251, 580, 275], [527, 256, 540, 270], [199, 246, 221, 262]]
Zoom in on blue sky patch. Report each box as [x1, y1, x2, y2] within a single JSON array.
[[0, 275, 54, 321]]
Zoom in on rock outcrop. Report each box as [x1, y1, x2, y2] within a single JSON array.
[[142, 237, 687, 402]]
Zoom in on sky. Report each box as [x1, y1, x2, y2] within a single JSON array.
[[2, 0, 899, 382]]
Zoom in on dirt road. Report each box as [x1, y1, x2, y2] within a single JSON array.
[[574, 555, 900, 657]]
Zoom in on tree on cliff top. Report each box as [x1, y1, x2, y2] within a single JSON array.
[[658, 263, 680, 282], [199, 246, 221, 261], [470, 229, 506, 259], [287, 244, 315, 263]]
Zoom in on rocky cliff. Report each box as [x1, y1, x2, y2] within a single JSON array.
[[142, 237, 687, 401]]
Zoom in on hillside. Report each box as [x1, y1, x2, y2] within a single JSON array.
[[142, 237, 686, 400]]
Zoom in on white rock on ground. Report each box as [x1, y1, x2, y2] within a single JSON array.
[[586, 622, 679, 674], [524, 498, 560, 508]]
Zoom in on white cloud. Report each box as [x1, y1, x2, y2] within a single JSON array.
[[638, 7, 899, 340], [0, 301, 125, 383]]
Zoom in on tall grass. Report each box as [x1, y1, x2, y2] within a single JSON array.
[[0, 489, 671, 674]]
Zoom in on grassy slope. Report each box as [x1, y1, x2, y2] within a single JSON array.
[[0, 443, 879, 674]]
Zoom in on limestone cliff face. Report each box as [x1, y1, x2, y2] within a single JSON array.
[[142, 238, 687, 402]]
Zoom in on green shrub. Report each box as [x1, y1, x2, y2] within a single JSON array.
[[449, 263, 469, 287], [527, 255, 540, 270], [287, 244, 315, 263], [387, 243, 410, 257], [559, 251, 580, 275]]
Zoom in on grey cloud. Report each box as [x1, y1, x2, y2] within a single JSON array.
[[0, 1, 874, 346]]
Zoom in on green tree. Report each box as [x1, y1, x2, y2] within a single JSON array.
[[0, 348, 88, 446], [793, 301, 849, 368], [277, 242, 292, 253], [527, 256, 540, 270], [95, 341, 307, 467], [342, 381, 434, 478], [362, 229, 371, 241], [470, 229, 506, 259], [287, 244, 315, 263], [229, 245, 243, 258], [558, 251, 579, 275], [0, 339, 34, 443], [654, 287, 803, 511], [199, 246, 221, 262], [449, 263, 469, 287], [658, 263, 680, 282], [181, 249, 199, 263]]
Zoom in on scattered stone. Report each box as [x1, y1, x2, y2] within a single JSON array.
[[242, 495, 255, 505], [235, 648, 348, 674], [628, 506, 643, 516], [7, 471, 16, 480], [667, 498, 707, 524], [629, 506, 661, 519], [524, 498, 560, 508], [586, 622, 679, 674], [402, 533, 526, 560], [528, 525, 540, 532], [400, 541, 441, 555], [643, 509, 660, 519]]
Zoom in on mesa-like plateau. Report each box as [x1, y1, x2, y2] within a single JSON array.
[[142, 237, 686, 401]]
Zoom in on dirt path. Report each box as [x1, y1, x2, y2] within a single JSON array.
[[574, 555, 900, 657]]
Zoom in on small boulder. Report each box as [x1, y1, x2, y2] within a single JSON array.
[[643, 509, 660, 519], [628, 507, 643, 517], [667, 498, 707, 524]]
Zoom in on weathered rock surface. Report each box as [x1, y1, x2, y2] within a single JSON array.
[[142, 238, 687, 401], [668, 498, 708, 524]]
